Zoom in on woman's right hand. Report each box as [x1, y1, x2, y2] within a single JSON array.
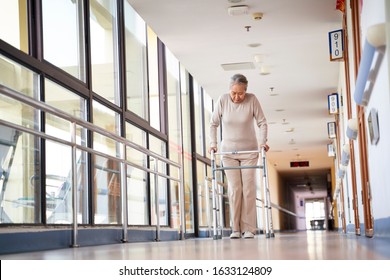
[[208, 147, 217, 154]]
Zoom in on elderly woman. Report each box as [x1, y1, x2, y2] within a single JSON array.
[[209, 73, 269, 239]]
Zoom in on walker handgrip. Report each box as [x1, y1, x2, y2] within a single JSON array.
[[214, 149, 261, 156]]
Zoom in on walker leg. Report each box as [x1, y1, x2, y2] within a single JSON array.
[[211, 151, 221, 240], [261, 148, 275, 238]]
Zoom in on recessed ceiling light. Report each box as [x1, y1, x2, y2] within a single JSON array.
[[260, 65, 271, 75], [254, 54, 264, 63], [247, 43, 261, 48]]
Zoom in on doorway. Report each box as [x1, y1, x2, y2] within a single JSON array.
[[305, 199, 326, 230]]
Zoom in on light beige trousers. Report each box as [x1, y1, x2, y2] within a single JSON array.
[[222, 152, 259, 234]]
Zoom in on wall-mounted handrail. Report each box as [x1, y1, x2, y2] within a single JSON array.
[[354, 23, 386, 106], [0, 84, 183, 245]]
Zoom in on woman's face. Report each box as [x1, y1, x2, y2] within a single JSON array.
[[230, 83, 246, 103]]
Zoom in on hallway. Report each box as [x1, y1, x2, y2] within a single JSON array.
[[1, 231, 390, 260]]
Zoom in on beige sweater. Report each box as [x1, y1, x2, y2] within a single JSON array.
[[210, 93, 268, 152]]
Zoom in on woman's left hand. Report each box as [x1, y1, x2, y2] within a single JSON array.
[[260, 144, 270, 152]]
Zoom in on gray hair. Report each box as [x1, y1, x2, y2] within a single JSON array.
[[230, 74, 248, 90]]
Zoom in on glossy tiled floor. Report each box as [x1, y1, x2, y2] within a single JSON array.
[[1, 231, 390, 260]]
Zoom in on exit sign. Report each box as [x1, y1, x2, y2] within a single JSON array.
[[290, 161, 310, 168]]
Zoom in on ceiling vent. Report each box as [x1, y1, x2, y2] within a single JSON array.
[[228, 5, 249, 16], [221, 62, 255, 71]]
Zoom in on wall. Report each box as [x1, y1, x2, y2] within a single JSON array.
[[338, 0, 390, 237]]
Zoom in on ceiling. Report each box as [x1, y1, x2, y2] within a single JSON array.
[[127, 0, 343, 191]]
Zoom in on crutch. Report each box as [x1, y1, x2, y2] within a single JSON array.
[[210, 150, 222, 239], [261, 147, 275, 238]]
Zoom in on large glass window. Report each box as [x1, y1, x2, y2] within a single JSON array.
[[93, 154, 121, 224], [124, 2, 148, 119], [180, 67, 194, 233], [92, 100, 121, 224], [193, 79, 204, 155], [93, 100, 120, 134], [203, 92, 213, 158], [165, 48, 182, 229], [44, 79, 88, 224], [90, 0, 120, 105], [0, 128, 41, 224], [125, 122, 148, 225], [0, 0, 28, 53], [147, 27, 160, 131], [0, 55, 39, 100], [0, 60, 40, 224], [149, 134, 168, 226], [197, 160, 208, 228], [42, 0, 86, 81]]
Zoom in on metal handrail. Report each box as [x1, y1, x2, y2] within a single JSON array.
[[0, 84, 184, 245], [354, 23, 386, 106]]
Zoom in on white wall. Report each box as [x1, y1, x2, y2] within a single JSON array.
[[337, 0, 390, 237], [361, 0, 390, 225]]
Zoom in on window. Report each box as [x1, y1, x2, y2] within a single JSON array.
[[165, 48, 181, 229], [42, 0, 86, 81], [90, 0, 120, 105], [0, 61, 41, 224], [196, 160, 208, 227], [180, 67, 194, 233], [193, 79, 204, 155], [0, 0, 28, 53], [203, 92, 213, 157], [0, 55, 39, 100], [147, 27, 160, 130], [149, 134, 168, 226], [124, 2, 148, 120], [44, 79, 88, 224], [125, 122, 148, 225], [92, 100, 121, 224]]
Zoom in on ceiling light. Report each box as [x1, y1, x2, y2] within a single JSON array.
[[252, 12, 263, 20], [221, 62, 255, 71], [260, 65, 270, 75], [254, 54, 264, 63], [247, 43, 261, 48], [228, 5, 249, 16], [228, 0, 243, 3]]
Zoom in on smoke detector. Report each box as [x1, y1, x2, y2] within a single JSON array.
[[228, 5, 249, 16]]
